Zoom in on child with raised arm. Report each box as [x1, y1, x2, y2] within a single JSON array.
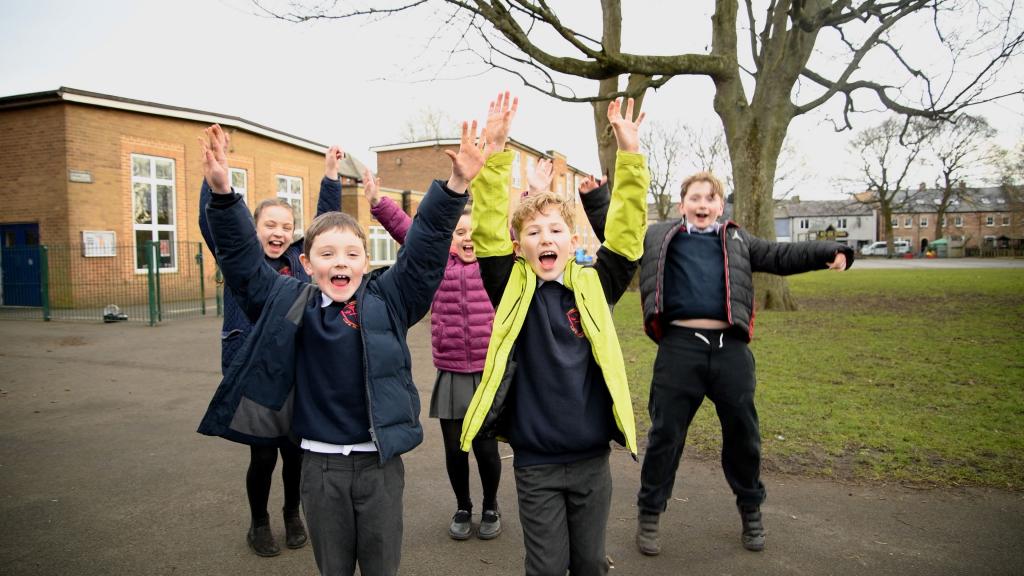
[[630, 171, 855, 555], [197, 144, 345, 557], [196, 118, 484, 576], [460, 94, 649, 576], [365, 178, 502, 541]]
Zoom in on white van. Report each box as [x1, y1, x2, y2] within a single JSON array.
[[860, 240, 911, 256]]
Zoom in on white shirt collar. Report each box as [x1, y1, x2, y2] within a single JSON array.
[[685, 221, 721, 234], [537, 272, 566, 287], [320, 292, 341, 308]]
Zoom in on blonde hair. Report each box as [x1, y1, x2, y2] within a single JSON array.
[[511, 191, 575, 235], [680, 171, 725, 200]]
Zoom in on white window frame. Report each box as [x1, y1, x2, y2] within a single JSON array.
[[276, 175, 304, 235], [954, 215, 964, 227], [565, 173, 573, 197], [131, 153, 177, 273], [799, 219, 809, 230], [512, 152, 522, 188], [984, 235, 996, 246], [890, 217, 899, 228], [919, 216, 928, 228], [985, 215, 995, 227], [526, 156, 535, 188], [1001, 215, 1011, 226], [230, 168, 248, 205], [368, 226, 398, 266], [904, 216, 913, 228], [836, 218, 847, 229]]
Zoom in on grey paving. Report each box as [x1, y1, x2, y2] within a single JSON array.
[[0, 316, 1020, 575]]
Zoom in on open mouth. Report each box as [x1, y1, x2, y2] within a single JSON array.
[[330, 274, 351, 288], [538, 251, 558, 270], [461, 243, 474, 255], [267, 239, 285, 250]]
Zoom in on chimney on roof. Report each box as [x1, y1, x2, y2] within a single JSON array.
[[918, 182, 926, 191], [791, 196, 799, 203]]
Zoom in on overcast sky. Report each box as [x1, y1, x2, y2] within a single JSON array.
[[2, 0, 1021, 200]]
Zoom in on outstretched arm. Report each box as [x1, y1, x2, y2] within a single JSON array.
[[366, 172, 413, 245], [377, 119, 483, 326], [315, 145, 344, 218], [595, 98, 650, 303], [199, 125, 280, 319], [527, 157, 554, 196], [578, 174, 610, 243]]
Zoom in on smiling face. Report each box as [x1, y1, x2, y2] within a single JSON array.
[[679, 179, 724, 230], [513, 206, 578, 282], [300, 225, 369, 303], [255, 204, 295, 259], [450, 214, 476, 263]]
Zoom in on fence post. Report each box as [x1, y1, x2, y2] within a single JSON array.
[[155, 244, 162, 322], [40, 245, 51, 321], [197, 242, 206, 316], [146, 241, 158, 326]]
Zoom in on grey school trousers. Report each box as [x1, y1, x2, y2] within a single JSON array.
[[301, 451, 404, 576], [514, 452, 612, 576]]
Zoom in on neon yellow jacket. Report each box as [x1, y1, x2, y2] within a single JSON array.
[[460, 150, 649, 457]]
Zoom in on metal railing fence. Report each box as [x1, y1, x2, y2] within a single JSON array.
[[0, 241, 212, 325]]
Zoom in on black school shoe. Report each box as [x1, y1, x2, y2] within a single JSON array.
[[449, 509, 473, 540], [738, 504, 766, 551], [477, 509, 502, 540], [247, 520, 281, 557], [283, 508, 308, 549]]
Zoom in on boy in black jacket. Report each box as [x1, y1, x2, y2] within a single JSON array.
[[633, 171, 853, 555]]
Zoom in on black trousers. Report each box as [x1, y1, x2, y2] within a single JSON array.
[[637, 325, 766, 514]]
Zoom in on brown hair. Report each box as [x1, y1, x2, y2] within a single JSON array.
[[511, 191, 575, 235], [253, 198, 295, 224], [302, 211, 368, 258], [680, 171, 725, 200]]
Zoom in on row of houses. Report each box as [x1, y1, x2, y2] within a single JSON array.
[[0, 87, 600, 309], [772, 187, 1022, 253]]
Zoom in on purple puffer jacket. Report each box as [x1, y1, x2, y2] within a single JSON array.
[[371, 196, 493, 373]]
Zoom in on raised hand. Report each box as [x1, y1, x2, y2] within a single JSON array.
[[482, 90, 518, 158], [363, 166, 381, 208], [444, 120, 487, 194], [198, 124, 231, 194], [579, 174, 608, 196], [325, 145, 344, 180], [527, 157, 554, 195], [827, 252, 848, 271], [607, 97, 645, 154]]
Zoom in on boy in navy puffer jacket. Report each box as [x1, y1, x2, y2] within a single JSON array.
[[198, 144, 343, 557], [198, 114, 490, 576], [369, 193, 502, 541]]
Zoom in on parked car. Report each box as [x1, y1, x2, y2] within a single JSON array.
[[860, 240, 911, 256]]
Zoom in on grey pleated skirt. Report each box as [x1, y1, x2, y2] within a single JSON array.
[[429, 370, 483, 419]]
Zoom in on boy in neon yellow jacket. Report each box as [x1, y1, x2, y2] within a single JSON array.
[[460, 94, 649, 576]]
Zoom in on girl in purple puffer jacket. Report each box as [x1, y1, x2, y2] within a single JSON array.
[[367, 187, 503, 542]]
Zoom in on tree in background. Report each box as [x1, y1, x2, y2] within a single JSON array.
[[399, 106, 458, 142], [848, 117, 930, 256], [925, 114, 998, 242], [256, 1, 1023, 309]]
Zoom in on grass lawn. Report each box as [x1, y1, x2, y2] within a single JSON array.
[[615, 268, 1024, 489]]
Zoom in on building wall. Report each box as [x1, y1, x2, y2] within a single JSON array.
[[884, 209, 1020, 249], [0, 105, 69, 245], [788, 214, 875, 247]]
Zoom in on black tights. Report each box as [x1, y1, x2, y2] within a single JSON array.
[[439, 418, 501, 512], [246, 443, 302, 524]]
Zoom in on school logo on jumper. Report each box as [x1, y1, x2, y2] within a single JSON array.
[[339, 300, 360, 330], [566, 307, 584, 338]]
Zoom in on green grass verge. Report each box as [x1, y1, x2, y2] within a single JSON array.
[[616, 268, 1024, 489]]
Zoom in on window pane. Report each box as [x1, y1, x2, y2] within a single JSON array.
[[133, 182, 152, 224], [291, 198, 303, 231], [277, 177, 288, 195], [155, 159, 173, 180], [158, 230, 176, 269], [135, 230, 152, 270], [231, 170, 247, 189], [293, 179, 302, 194], [156, 185, 173, 224], [132, 156, 149, 177]]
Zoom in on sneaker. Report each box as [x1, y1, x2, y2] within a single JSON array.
[[283, 508, 308, 549], [636, 511, 661, 556], [477, 509, 502, 540], [738, 504, 766, 551], [247, 520, 281, 557], [448, 509, 472, 540]]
